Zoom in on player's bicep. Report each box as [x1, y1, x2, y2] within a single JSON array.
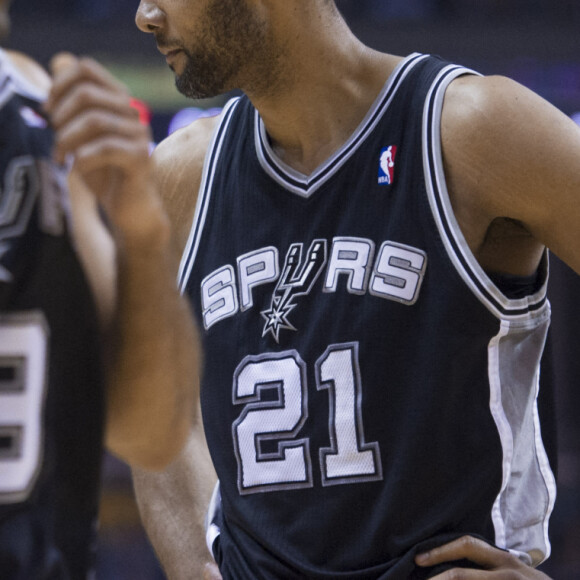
[[510, 106, 580, 274], [443, 75, 580, 274]]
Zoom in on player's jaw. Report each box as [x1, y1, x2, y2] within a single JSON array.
[[140, 0, 283, 101], [153, 22, 246, 100]]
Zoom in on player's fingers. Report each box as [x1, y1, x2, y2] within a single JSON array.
[[50, 52, 126, 93], [47, 53, 127, 111], [415, 536, 511, 569], [202, 562, 223, 580], [54, 106, 148, 148], [68, 135, 151, 178], [53, 109, 149, 164], [69, 138, 155, 226], [427, 568, 518, 580], [49, 51, 78, 80], [49, 82, 134, 131]]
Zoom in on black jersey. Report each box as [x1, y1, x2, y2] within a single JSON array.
[[181, 54, 556, 578], [0, 50, 104, 579]]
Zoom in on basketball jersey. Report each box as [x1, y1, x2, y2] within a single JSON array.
[[180, 53, 556, 578], [0, 49, 105, 579]]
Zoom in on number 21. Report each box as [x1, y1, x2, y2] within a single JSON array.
[[233, 342, 383, 494]]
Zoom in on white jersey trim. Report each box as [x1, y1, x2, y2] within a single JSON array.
[[254, 53, 429, 198], [205, 481, 222, 557], [533, 382, 557, 563], [178, 97, 242, 292], [422, 65, 549, 320], [0, 49, 48, 111], [487, 317, 555, 563], [488, 322, 514, 550]]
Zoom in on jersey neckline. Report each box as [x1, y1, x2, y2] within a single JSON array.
[[254, 52, 428, 199]]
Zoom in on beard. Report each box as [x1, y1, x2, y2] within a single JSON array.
[[169, 0, 277, 100], [173, 45, 236, 100]]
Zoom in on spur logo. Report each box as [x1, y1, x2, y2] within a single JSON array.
[[261, 240, 327, 342]]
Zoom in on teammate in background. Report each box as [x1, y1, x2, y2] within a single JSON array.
[[132, 0, 580, 578], [0, 0, 200, 575]]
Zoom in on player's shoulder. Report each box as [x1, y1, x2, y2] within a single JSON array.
[[3, 49, 51, 94], [441, 72, 553, 143], [153, 112, 222, 180], [443, 74, 522, 125], [439, 70, 580, 251], [441, 71, 573, 170], [151, 111, 223, 252], [440, 73, 551, 182]]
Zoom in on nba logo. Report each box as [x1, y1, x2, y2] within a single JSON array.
[[378, 145, 397, 185]]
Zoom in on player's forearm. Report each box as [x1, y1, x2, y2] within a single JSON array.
[[133, 422, 218, 578], [105, 201, 200, 470], [45, 54, 201, 470]]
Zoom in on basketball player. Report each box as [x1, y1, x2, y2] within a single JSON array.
[[0, 0, 200, 576], [132, 0, 580, 577]]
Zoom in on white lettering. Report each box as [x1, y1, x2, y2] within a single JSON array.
[[237, 247, 279, 311], [200, 238, 427, 330], [201, 265, 239, 329], [370, 242, 427, 304], [323, 238, 375, 295], [0, 157, 38, 240], [37, 159, 68, 236]]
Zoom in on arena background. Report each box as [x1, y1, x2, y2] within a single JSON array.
[[7, 1, 580, 577]]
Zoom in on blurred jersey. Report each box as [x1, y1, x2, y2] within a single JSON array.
[[0, 48, 104, 579]]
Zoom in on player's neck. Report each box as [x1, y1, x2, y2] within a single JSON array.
[[248, 35, 400, 176]]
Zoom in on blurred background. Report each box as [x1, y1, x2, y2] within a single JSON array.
[[7, 0, 580, 578]]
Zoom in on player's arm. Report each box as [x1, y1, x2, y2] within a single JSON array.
[[45, 53, 200, 471], [133, 417, 219, 579], [131, 115, 223, 578], [441, 74, 580, 277], [435, 76, 578, 576]]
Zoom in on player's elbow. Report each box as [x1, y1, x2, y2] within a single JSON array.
[[106, 408, 192, 471]]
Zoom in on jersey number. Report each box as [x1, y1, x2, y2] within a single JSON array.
[[0, 315, 48, 502], [233, 342, 382, 494]]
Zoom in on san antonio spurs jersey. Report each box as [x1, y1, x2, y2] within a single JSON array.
[[180, 53, 556, 578]]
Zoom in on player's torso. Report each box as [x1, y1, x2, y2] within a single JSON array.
[[182, 54, 554, 578], [0, 50, 104, 579]]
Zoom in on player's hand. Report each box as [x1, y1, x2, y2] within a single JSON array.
[[45, 52, 164, 242], [202, 562, 223, 580], [415, 536, 552, 579]]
